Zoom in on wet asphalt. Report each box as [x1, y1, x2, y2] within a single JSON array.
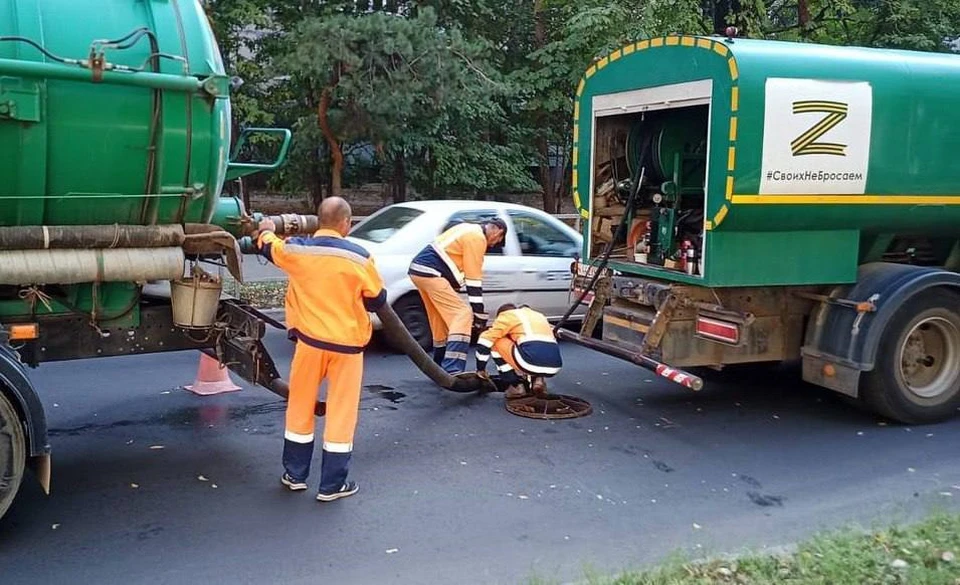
[[2, 330, 959, 585]]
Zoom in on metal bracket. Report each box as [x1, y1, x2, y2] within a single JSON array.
[[640, 293, 679, 353], [0, 77, 40, 122]]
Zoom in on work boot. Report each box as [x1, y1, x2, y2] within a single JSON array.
[[317, 481, 360, 502], [504, 384, 528, 399], [531, 377, 547, 395]]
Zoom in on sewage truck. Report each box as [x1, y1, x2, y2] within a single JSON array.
[[0, 0, 469, 525], [564, 33, 960, 426]]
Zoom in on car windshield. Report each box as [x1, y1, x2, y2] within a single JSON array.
[[350, 206, 424, 243]]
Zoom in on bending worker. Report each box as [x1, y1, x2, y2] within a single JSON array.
[[253, 196, 386, 503], [407, 218, 507, 374], [475, 303, 563, 399]]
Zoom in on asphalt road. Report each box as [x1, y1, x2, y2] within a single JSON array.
[[2, 331, 959, 585]]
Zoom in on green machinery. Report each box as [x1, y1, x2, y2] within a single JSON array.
[[564, 34, 960, 426], [0, 0, 313, 522]]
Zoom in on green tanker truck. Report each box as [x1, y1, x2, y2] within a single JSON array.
[[564, 33, 960, 426], [0, 0, 470, 525]]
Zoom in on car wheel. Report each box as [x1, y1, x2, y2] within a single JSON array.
[[386, 295, 432, 353], [0, 390, 26, 521]]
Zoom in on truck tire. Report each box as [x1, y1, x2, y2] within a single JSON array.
[[0, 390, 26, 521], [860, 289, 960, 425], [384, 295, 432, 353]]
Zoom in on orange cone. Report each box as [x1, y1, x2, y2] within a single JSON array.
[[185, 353, 242, 396]]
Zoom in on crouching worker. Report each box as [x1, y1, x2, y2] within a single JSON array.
[[474, 304, 563, 399], [252, 196, 386, 503]]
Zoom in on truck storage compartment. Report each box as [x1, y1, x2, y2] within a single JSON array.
[[589, 88, 710, 279]]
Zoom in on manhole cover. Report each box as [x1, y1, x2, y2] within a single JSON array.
[[505, 393, 593, 420]]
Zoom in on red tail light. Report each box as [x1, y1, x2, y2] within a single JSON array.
[[696, 316, 740, 345]]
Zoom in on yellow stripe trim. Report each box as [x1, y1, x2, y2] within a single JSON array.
[[726, 176, 735, 199], [730, 87, 739, 112], [729, 117, 738, 141], [728, 58, 739, 80], [623, 43, 636, 55], [572, 147, 578, 166], [697, 38, 712, 50], [705, 220, 714, 231], [666, 36, 680, 46], [713, 204, 729, 227], [597, 56, 610, 70], [727, 147, 736, 170], [637, 40, 650, 50], [651, 37, 664, 47], [681, 36, 696, 47], [609, 49, 623, 62], [731, 195, 960, 205], [713, 43, 729, 57], [585, 64, 597, 78]]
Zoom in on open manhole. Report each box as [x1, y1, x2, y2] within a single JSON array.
[[505, 393, 593, 420]]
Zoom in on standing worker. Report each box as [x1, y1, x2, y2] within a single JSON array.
[[475, 304, 563, 398], [252, 197, 386, 502], [407, 218, 507, 374]]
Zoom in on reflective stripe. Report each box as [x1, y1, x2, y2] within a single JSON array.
[[448, 333, 471, 343], [445, 351, 468, 361], [410, 263, 442, 277], [465, 279, 482, 287], [430, 242, 465, 286], [285, 243, 367, 266], [433, 343, 447, 349], [478, 337, 494, 348], [513, 348, 561, 376], [490, 350, 501, 358], [518, 333, 557, 344], [285, 430, 315, 444], [497, 362, 514, 373], [323, 441, 353, 453], [468, 296, 483, 304]]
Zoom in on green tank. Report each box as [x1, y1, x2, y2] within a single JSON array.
[[0, 0, 289, 321], [574, 35, 960, 287]]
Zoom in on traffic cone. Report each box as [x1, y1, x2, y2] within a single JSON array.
[[185, 353, 242, 396]]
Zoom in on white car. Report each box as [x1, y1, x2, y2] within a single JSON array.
[[346, 200, 586, 350]]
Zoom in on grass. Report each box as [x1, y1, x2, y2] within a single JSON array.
[[534, 513, 960, 585]]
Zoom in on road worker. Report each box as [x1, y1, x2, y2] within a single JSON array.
[[475, 303, 563, 399], [252, 197, 386, 503], [407, 218, 507, 374]]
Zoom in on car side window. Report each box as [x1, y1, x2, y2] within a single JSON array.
[[443, 210, 504, 255], [507, 210, 578, 258]]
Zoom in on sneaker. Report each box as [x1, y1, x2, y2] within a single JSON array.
[[317, 481, 360, 502], [281, 473, 308, 491]]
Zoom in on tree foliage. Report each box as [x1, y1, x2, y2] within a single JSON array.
[[202, 0, 960, 209]]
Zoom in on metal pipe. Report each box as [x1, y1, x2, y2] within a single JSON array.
[[0, 57, 205, 93], [555, 328, 704, 391]]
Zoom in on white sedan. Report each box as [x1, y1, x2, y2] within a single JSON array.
[[346, 200, 586, 350]]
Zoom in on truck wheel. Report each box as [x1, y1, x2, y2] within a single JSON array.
[[385, 295, 432, 353], [861, 289, 960, 425], [0, 391, 26, 520]]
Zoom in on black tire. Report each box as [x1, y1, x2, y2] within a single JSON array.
[[385, 294, 432, 353], [0, 390, 26, 521], [860, 289, 960, 425]]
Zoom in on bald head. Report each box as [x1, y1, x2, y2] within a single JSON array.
[[318, 197, 352, 236]]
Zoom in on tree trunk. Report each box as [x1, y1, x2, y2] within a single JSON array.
[[533, 0, 556, 212], [317, 87, 343, 199], [798, 0, 810, 36], [392, 153, 407, 204]]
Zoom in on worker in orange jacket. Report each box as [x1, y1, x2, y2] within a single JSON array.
[[253, 197, 386, 503], [475, 303, 563, 398], [407, 218, 507, 374]]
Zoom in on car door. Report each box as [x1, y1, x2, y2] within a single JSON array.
[[442, 209, 519, 314], [505, 209, 581, 319]]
